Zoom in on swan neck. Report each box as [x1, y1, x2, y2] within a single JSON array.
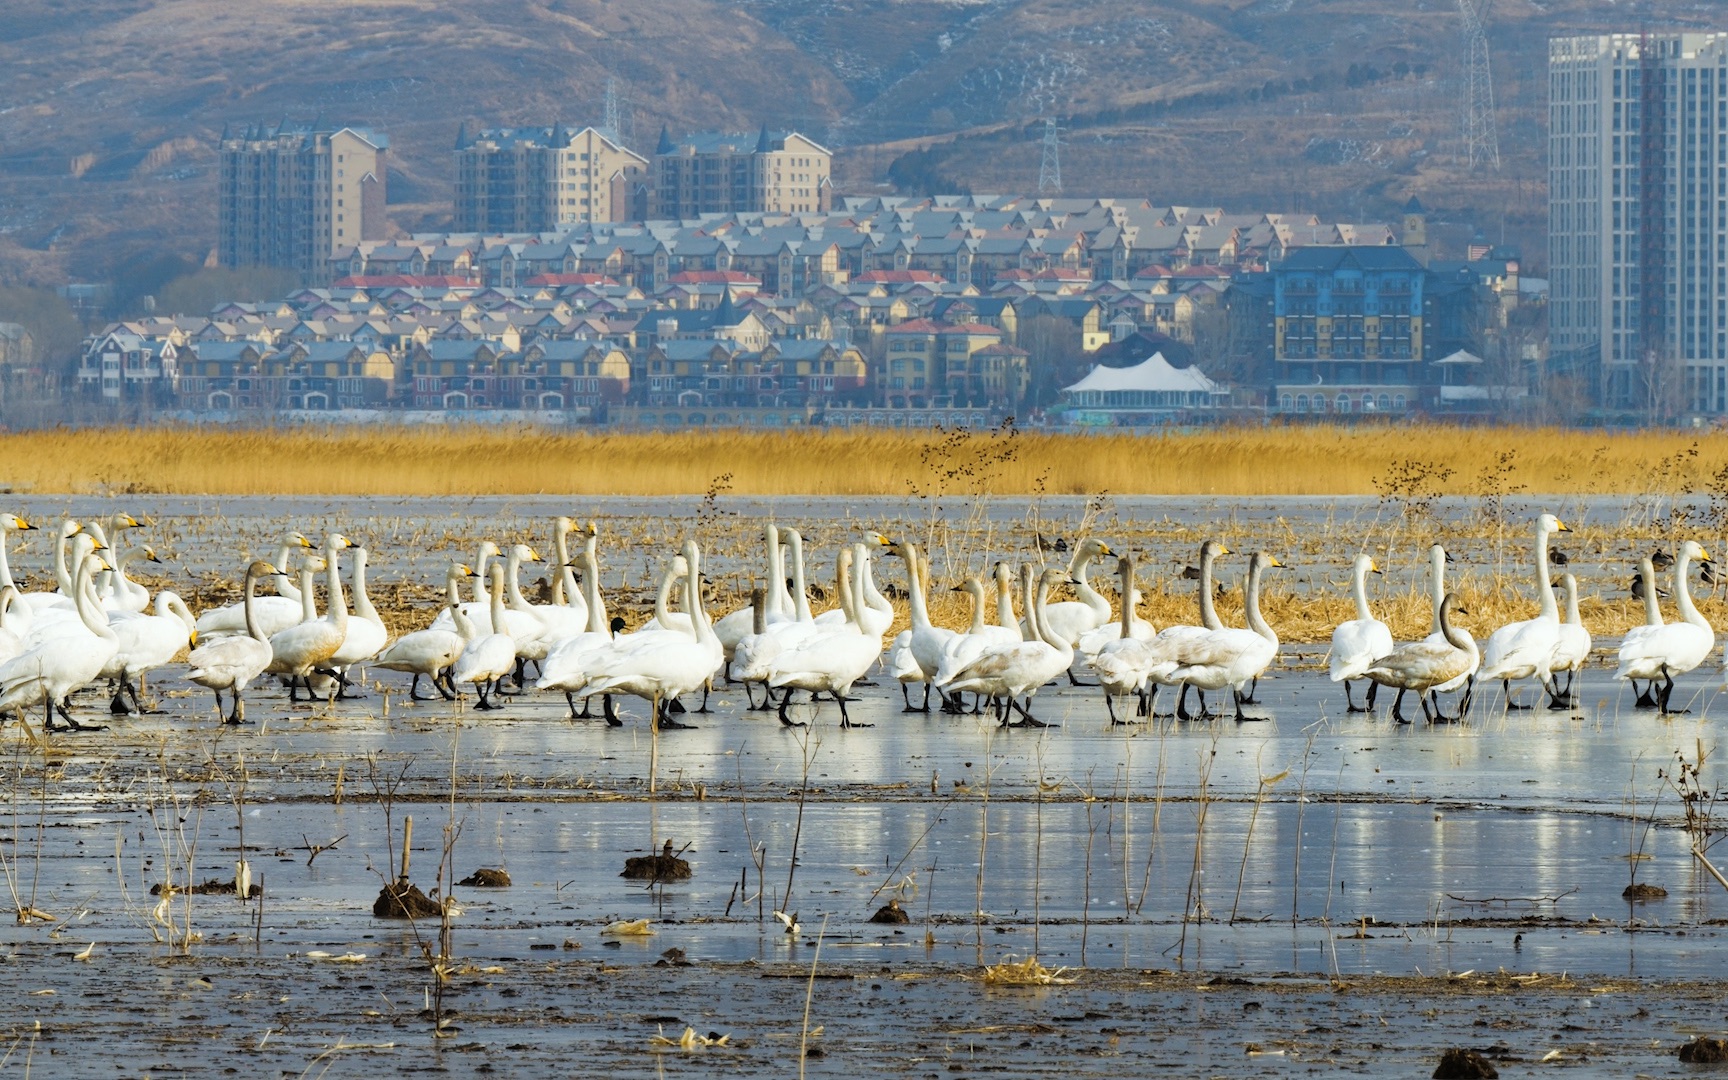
[[1641, 561, 1662, 625], [1430, 548, 1446, 630], [835, 551, 856, 623], [505, 551, 532, 610], [905, 544, 932, 628], [473, 547, 492, 603], [488, 569, 507, 634], [326, 546, 348, 630], [55, 527, 74, 594], [767, 528, 789, 618], [1675, 550, 1708, 628], [1564, 580, 1582, 625], [584, 552, 607, 633], [995, 571, 1016, 631], [1035, 577, 1070, 652], [554, 526, 574, 607], [274, 544, 302, 602], [1244, 560, 1275, 643], [787, 534, 811, 622], [0, 530, 13, 591], [1535, 527, 1558, 619], [1119, 564, 1134, 638], [353, 550, 381, 622], [687, 548, 714, 643], [1351, 561, 1372, 622], [969, 582, 988, 635], [299, 567, 318, 621], [1198, 549, 1221, 631], [244, 568, 267, 642], [854, 547, 876, 638], [74, 558, 112, 640]]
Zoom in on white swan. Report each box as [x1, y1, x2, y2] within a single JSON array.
[[0, 514, 38, 592], [325, 544, 390, 697], [101, 589, 197, 714], [729, 583, 793, 711], [582, 540, 724, 728], [933, 574, 1025, 694], [895, 540, 958, 712], [452, 563, 518, 710], [18, 522, 91, 612], [1167, 552, 1284, 722], [1616, 539, 1713, 714], [992, 561, 1022, 638], [1420, 543, 1477, 697], [1548, 573, 1591, 710], [195, 533, 316, 639], [815, 531, 894, 636], [1622, 554, 1665, 707], [766, 541, 885, 728], [537, 549, 631, 718], [186, 560, 280, 724], [266, 533, 351, 703], [1142, 539, 1230, 717], [0, 552, 118, 731], [101, 542, 158, 614], [429, 539, 504, 633], [713, 523, 788, 659], [1477, 514, 1569, 709], [1032, 537, 1115, 674], [1364, 591, 1481, 723], [1088, 555, 1162, 724], [1328, 554, 1393, 713], [375, 564, 478, 701], [942, 565, 1074, 727]]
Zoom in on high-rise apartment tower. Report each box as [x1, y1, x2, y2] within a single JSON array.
[[218, 121, 387, 281], [1550, 33, 1728, 413]]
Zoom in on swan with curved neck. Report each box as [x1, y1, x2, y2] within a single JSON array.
[[582, 540, 724, 733], [0, 551, 118, 731], [1616, 539, 1713, 714], [1088, 555, 1164, 723], [187, 560, 279, 723], [1478, 514, 1570, 709], [1364, 591, 1481, 723], [1140, 539, 1231, 715], [941, 565, 1074, 727], [1328, 554, 1393, 713], [0, 514, 37, 592], [376, 564, 478, 702], [765, 541, 886, 728], [1167, 552, 1283, 722], [452, 563, 518, 710], [898, 540, 959, 711], [266, 533, 351, 704], [1547, 573, 1591, 710], [195, 533, 314, 639]]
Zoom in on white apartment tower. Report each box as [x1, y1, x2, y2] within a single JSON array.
[[1550, 33, 1728, 413]]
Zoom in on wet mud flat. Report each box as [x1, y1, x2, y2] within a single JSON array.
[[0, 661, 1726, 1077], [9, 949, 1728, 1078]]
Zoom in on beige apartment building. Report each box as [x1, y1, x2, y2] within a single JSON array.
[[454, 125, 648, 233], [652, 127, 831, 218], [218, 122, 387, 280]]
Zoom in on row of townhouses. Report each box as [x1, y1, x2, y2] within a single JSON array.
[[82, 195, 1528, 426]]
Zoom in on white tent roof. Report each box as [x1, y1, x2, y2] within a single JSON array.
[[1435, 349, 1483, 365], [1061, 352, 1225, 395]]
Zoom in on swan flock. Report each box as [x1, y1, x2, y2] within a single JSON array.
[[0, 510, 1717, 732]]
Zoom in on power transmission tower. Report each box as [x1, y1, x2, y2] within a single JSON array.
[[602, 77, 633, 148], [1459, 0, 1501, 171], [1037, 118, 1062, 194]]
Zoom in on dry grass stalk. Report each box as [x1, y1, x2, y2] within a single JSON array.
[[8, 424, 1728, 496], [980, 955, 1076, 986]]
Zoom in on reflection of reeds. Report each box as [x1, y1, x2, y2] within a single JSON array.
[[11, 424, 1727, 496]]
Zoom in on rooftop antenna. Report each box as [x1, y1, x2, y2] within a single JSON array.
[[1037, 117, 1063, 195], [1459, 0, 1501, 171]]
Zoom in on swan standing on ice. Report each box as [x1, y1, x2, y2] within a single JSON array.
[[186, 561, 281, 724], [1167, 552, 1284, 722], [452, 563, 519, 711], [375, 564, 478, 701], [0, 552, 117, 732], [1328, 554, 1392, 713], [1615, 540, 1713, 715], [1364, 592, 1480, 724], [1476, 514, 1570, 709], [1547, 573, 1591, 710], [941, 566, 1074, 728]]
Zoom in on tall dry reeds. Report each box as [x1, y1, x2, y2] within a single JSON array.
[[8, 423, 1727, 497]]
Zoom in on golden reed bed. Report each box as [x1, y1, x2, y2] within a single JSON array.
[[4, 423, 1722, 496]]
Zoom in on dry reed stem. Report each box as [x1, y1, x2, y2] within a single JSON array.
[[9, 424, 1728, 496]]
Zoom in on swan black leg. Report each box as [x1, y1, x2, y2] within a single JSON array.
[[918, 681, 932, 714], [1006, 696, 1051, 728], [777, 691, 805, 728], [1367, 681, 1379, 710], [1390, 687, 1410, 724], [602, 694, 622, 726], [1343, 680, 1362, 713], [227, 688, 248, 725], [1239, 676, 1260, 705], [1502, 679, 1529, 710], [696, 682, 712, 714], [1632, 679, 1655, 708], [1105, 693, 1122, 725], [1175, 683, 1194, 721]]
